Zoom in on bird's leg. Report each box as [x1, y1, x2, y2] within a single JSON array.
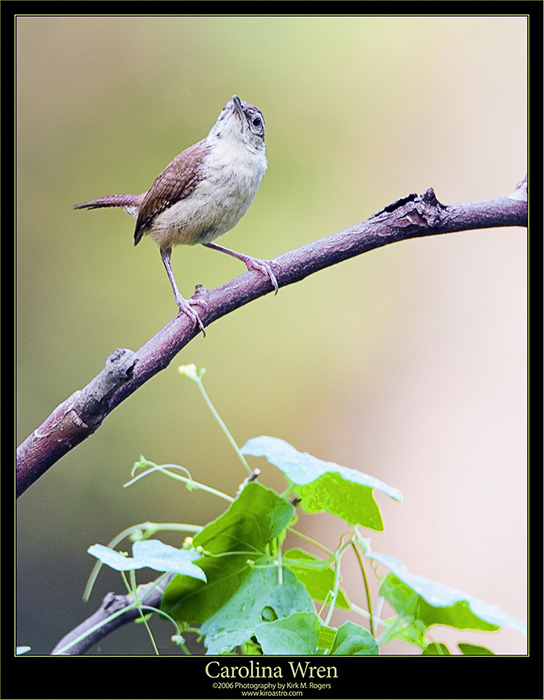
[[204, 242, 279, 294], [160, 247, 206, 334]]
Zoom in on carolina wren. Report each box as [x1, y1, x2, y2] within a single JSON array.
[[74, 95, 277, 332]]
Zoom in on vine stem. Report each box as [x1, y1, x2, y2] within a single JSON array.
[[286, 527, 334, 557], [180, 365, 252, 475], [323, 534, 353, 628], [124, 462, 235, 502], [351, 542, 374, 637]]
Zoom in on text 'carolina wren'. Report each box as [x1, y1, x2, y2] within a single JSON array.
[[74, 95, 278, 333]]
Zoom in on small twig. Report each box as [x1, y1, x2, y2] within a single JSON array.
[[237, 468, 261, 496]]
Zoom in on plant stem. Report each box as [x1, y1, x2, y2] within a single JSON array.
[[277, 539, 283, 585], [194, 373, 252, 475], [124, 464, 235, 502], [286, 527, 334, 556], [351, 542, 374, 637]]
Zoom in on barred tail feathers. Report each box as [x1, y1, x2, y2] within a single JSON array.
[[73, 194, 141, 215]]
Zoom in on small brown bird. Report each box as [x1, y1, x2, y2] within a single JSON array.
[[74, 95, 277, 332]]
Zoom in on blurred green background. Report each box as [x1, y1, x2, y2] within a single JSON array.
[[17, 16, 527, 655]]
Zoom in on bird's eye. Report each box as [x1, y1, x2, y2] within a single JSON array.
[[252, 116, 262, 128]]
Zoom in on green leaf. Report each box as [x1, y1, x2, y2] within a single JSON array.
[[200, 567, 315, 654], [316, 624, 337, 652], [330, 621, 379, 655], [368, 552, 527, 635], [87, 540, 206, 580], [255, 612, 321, 655], [385, 616, 428, 648], [242, 436, 402, 530], [162, 483, 294, 623], [422, 642, 451, 655], [458, 642, 495, 655], [283, 548, 350, 609], [194, 481, 294, 555], [163, 553, 251, 625], [255, 615, 379, 656]]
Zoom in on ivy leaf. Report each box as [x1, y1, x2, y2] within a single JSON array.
[[422, 642, 451, 655], [242, 436, 402, 530], [87, 540, 206, 580], [329, 621, 379, 655], [316, 625, 337, 652], [193, 481, 293, 555], [385, 616, 428, 648], [162, 483, 294, 623], [368, 552, 527, 635], [255, 612, 321, 655], [458, 643, 495, 655], [200, 567, 315, 654], [255, 615, 379, 656], [283, 548, 350, 609]]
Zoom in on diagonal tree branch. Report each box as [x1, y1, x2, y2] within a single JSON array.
[[51, 573, 175, 655], [16, 183, 527, 497]]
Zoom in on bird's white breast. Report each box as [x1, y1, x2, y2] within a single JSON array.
[[149, 136, 267, 249]]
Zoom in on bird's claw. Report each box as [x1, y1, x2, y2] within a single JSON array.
[[245, 258, 279, 295], [175, 297, 206, 336]]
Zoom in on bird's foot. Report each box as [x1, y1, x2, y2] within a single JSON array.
[[244, 257, 279, 295], [174, 294, 206, 336]]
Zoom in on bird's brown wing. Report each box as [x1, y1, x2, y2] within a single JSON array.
[[134, 139, 209, 245]]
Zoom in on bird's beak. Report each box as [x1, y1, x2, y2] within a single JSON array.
[[232, 95, 244, 119]]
